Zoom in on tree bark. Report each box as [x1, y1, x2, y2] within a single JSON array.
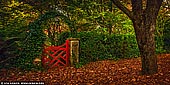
[[132, 17, 158, 74], [112, 0, 163, 75]]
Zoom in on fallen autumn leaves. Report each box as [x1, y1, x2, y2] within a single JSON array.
[[0, 54, 170, 85]]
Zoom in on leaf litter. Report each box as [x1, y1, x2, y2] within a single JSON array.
[[0, 54, 170, 85]]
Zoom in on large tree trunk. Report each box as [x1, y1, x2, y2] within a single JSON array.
[[133, 18, 158, 74], [131, 0, 162, 75], [112, 0, 163, 75]]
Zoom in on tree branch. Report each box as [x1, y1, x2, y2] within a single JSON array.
[[132, 0, 142, 14], [145, 0, 163, 17], [112, 0, 133, 19]]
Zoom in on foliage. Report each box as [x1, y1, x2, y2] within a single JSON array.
[[0, 0, 39, 69], [57, 31, 71, 45], [163, 19, 170, 53], [156, 5, 170, 53], [56, 0, 134, 34], [155, 36, 166, 54], [78, 32, 139, 64], [0, 0, 168, 71], [0, 0, 38, 38], [15, 10, 71, 70], [59, 31, 165, 66], [59, 31, 139, 65]]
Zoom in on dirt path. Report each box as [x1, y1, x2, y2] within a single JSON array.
[[0, 54, 170, 85]]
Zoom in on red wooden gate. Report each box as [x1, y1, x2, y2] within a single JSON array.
[[42, 40, 70, 69]]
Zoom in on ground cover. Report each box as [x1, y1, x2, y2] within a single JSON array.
[[0, 54, 170, 85]]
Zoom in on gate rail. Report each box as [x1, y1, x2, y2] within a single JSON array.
[[42, 40, 70, 69]]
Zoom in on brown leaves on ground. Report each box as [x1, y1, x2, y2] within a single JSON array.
[[0, 54, 170, 85]]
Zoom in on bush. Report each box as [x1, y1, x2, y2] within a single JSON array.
[[155, 35, 166, 54], [58, 31, 141, 65], [163, 19, 170, 53], [59, 31, 165, 65], [57, 31, 71, 45]]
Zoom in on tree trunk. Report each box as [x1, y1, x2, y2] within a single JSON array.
[[112, 0, 163, 75], [132, 0, 163, 75], [133, 20, 158, 75]]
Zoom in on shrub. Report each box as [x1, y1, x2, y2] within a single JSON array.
[[58, 31, 140, 65], [163, 19, 170, 53]]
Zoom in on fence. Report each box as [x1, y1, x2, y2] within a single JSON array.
[[42, 38, 79, 69]]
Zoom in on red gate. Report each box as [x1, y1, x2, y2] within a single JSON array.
[[42, 40, 70, 69]]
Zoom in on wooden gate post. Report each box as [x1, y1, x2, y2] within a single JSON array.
[[68, 38, 80, 66]]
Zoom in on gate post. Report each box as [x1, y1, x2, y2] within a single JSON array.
[[68, 38, 80, 66]]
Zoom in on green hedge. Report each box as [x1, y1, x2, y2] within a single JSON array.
[[163, 19, 170, 53], [78, 32, 139, 63], [58, 31, 165, 65]]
